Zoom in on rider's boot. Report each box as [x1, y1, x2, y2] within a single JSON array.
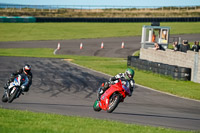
[[97, 87, 104, 100], [101, 82, 109, 92], [4, 86, 7, 90], [4, 87, 10, 98], [98, 87, 109, 100], [97, 82, 110, 100], [4, 81, 10, 90]]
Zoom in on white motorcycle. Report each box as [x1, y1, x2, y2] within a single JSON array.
[[2, 74, 29, 103]]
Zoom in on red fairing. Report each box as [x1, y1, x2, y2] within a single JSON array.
[[99, 80, 127, 111]]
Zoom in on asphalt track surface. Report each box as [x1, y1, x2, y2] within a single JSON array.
[[0, 35, 200, 131]]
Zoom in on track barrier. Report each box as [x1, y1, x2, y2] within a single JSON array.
[[127, 56, 191, 81], [0, 16, 36, 22], [1, 17, 199, 23], [35, 17, 200, 23]]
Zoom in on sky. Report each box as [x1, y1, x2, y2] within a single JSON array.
[[0, 0, 200, 7]]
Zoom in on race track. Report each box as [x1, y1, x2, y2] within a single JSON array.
[[0, 35, 200, 131], [0, 34, 199, 58]]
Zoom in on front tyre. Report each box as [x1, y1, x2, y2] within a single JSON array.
[[107, 94, 121, 113], [93, 100, 102, 112], [2, 93, 8, 102], [8, 87, 19, 103]]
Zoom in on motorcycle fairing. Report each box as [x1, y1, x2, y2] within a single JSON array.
[[99, 80, 126, 110]]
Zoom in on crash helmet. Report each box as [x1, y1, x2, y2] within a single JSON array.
[[23, 64, 31, 74], [125, 68, 134, 80]]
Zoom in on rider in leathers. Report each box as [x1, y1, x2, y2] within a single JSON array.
[[99, 68, 135, 97], [4, 64, 32, 93]]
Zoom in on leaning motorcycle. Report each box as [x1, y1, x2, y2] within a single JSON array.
[[93, 79, 131, 113], [2, 74, 29, 103]]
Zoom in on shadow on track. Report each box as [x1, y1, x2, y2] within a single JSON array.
[[0, 57, 108, 99], [32, 59, 108, 98]]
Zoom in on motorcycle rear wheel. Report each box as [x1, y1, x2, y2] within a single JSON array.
[[93, 100, 102, 112], [107, 94, 120, 113]]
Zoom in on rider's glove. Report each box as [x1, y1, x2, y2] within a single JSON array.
[[108, 81, 113, 85]]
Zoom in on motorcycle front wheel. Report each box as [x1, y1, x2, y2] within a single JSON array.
[[2, 93, 8, 102], [8, 87, 19, 103], [107, 94, 121, 113], [93, 100, 102, 112]]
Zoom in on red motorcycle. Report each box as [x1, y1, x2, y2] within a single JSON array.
[[93, 79, 131, 113]]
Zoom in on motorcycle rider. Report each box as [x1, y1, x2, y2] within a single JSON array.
[[4, 64, 32, 93], [99, 68, 135, 97]]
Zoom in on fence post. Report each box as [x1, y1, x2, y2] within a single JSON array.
[[193, 52, 199, 82], [178, 37, 181, 44]]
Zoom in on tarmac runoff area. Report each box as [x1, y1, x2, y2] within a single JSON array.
[[0, 35, 200, 131]]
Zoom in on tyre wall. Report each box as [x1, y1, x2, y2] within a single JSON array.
[[127, 56, 191, 81], [139, 48, 200, 83]]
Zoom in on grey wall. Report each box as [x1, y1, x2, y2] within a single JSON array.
[[140, 48, 200, 83]]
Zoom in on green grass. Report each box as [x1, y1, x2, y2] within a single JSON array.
[[134, 69, 200, 100], [0, 22, 200, 42], [0, 48, 200, 100], [0, 108, 194, 133]]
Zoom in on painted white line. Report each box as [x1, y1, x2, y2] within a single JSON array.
[[63, 59, 200, 103]]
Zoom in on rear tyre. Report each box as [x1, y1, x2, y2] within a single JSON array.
[[107, 94, 120, 113], [93, 100, 101, 112]]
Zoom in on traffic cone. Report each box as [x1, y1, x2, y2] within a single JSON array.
[[80, 43, 83, 49], [101, 42, 104, 49], [121, 42, 125, 48], [57, 43, 61, 50]]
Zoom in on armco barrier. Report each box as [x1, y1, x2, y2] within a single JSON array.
[[127, 56, 191, 81]]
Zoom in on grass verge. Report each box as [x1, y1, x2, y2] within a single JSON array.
[[0, 108, 195, 133], [0, 22, 200, 42], [0, 48, 200, 100]]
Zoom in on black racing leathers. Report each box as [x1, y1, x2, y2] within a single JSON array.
[[7, 68, 32, 92]]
